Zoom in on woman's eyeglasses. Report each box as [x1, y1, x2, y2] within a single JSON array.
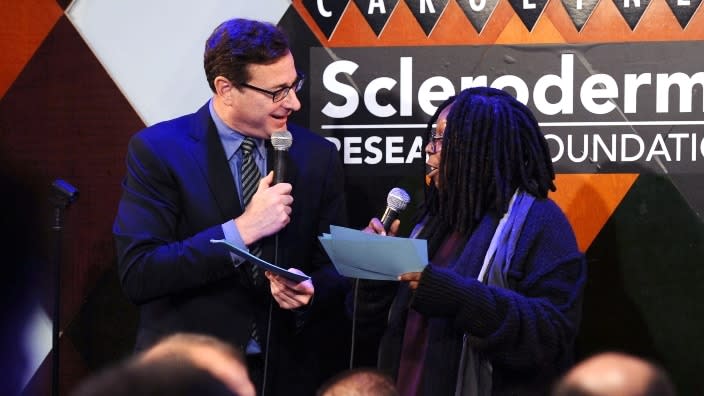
[[427, 118, 447, 154], [428, 130, 444, 154]]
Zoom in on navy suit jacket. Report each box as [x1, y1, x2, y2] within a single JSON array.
[[113, 103, 351, 394]]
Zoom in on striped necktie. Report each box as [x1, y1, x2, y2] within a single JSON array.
[[240, 137, 264, 347], [240, 138, 263, 284], [241, 137, 260, 208]]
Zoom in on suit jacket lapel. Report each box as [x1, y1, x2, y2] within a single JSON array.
[[188, 103, 242, 219]]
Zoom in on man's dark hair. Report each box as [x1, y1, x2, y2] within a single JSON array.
[[203, 18, 290, 92], [316, 367, 398, 396], [426, 86, 555, 235]]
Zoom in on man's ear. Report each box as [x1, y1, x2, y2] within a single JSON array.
[[214, 76, 234, 101]]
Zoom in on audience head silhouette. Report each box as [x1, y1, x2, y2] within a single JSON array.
[[137, 333, 255, 396], [317, 367, 398, 396], [552, 352, 676, 396], [71, 359, 235, 396]]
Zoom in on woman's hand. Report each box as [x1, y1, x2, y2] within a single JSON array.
[[399, 271, 422, 290], [362, 217, 400, 236]]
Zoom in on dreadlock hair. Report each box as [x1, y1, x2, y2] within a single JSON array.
[[417, 95, 456, 219], [436, 86, 555, 235], [415, 95, 456, 256]]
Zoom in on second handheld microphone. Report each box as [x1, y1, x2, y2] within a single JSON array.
[[380, 187, 411, 232]]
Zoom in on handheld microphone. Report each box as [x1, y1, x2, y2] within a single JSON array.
[[269, 130, 293, 393], [380, 187, 411, 232], [271, 130, 293, 185]]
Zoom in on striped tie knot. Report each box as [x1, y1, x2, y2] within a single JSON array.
[[240, 137, 259, 207], [241, 136, 256, 155]]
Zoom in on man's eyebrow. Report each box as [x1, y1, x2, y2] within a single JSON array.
[[272, 77, 297, 89]]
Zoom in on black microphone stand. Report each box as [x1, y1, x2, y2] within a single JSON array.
[[49, 180, 79, 396]]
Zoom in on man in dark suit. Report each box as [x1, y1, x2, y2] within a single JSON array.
[[113, 18, 351, 396]]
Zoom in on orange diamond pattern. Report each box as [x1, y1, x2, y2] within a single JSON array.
[[0, 0, 62, 99]]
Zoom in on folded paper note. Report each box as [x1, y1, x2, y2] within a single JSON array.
[[210, 239, 310, 283], [319, 225, 428, 281]]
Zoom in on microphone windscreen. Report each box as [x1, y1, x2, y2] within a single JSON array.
[[387, 187, 410, 212], [271, 130, 293, 151]]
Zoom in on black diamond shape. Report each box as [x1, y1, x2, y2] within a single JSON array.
[[353, 0, 400, 36], [665, 0, 703, 28], [456, 0, 501, 33], [302, 0, 351, 39], [508, 0, 550, 31], [561, 0, 601, 31], [611, 0, 652, 30], [404, 0, 449, 36]]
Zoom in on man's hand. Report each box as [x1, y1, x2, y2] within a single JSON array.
[[235, 171, 293, 245], [265, 268, 314, 309], [363, 217, 400, 236]]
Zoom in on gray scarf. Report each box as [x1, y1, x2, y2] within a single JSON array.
[[454, 190, 536, 396]]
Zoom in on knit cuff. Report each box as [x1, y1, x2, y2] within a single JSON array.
[[411, 265, 462, 317]]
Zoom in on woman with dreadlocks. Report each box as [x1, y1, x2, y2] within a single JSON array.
[[356, 87, 586, 395]]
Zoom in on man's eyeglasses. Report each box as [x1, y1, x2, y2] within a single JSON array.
[[239, 72, 305, 103], [428, 130, 444, 154]]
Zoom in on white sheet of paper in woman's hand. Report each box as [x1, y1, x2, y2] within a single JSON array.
[[319, 225, 428, 280]]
